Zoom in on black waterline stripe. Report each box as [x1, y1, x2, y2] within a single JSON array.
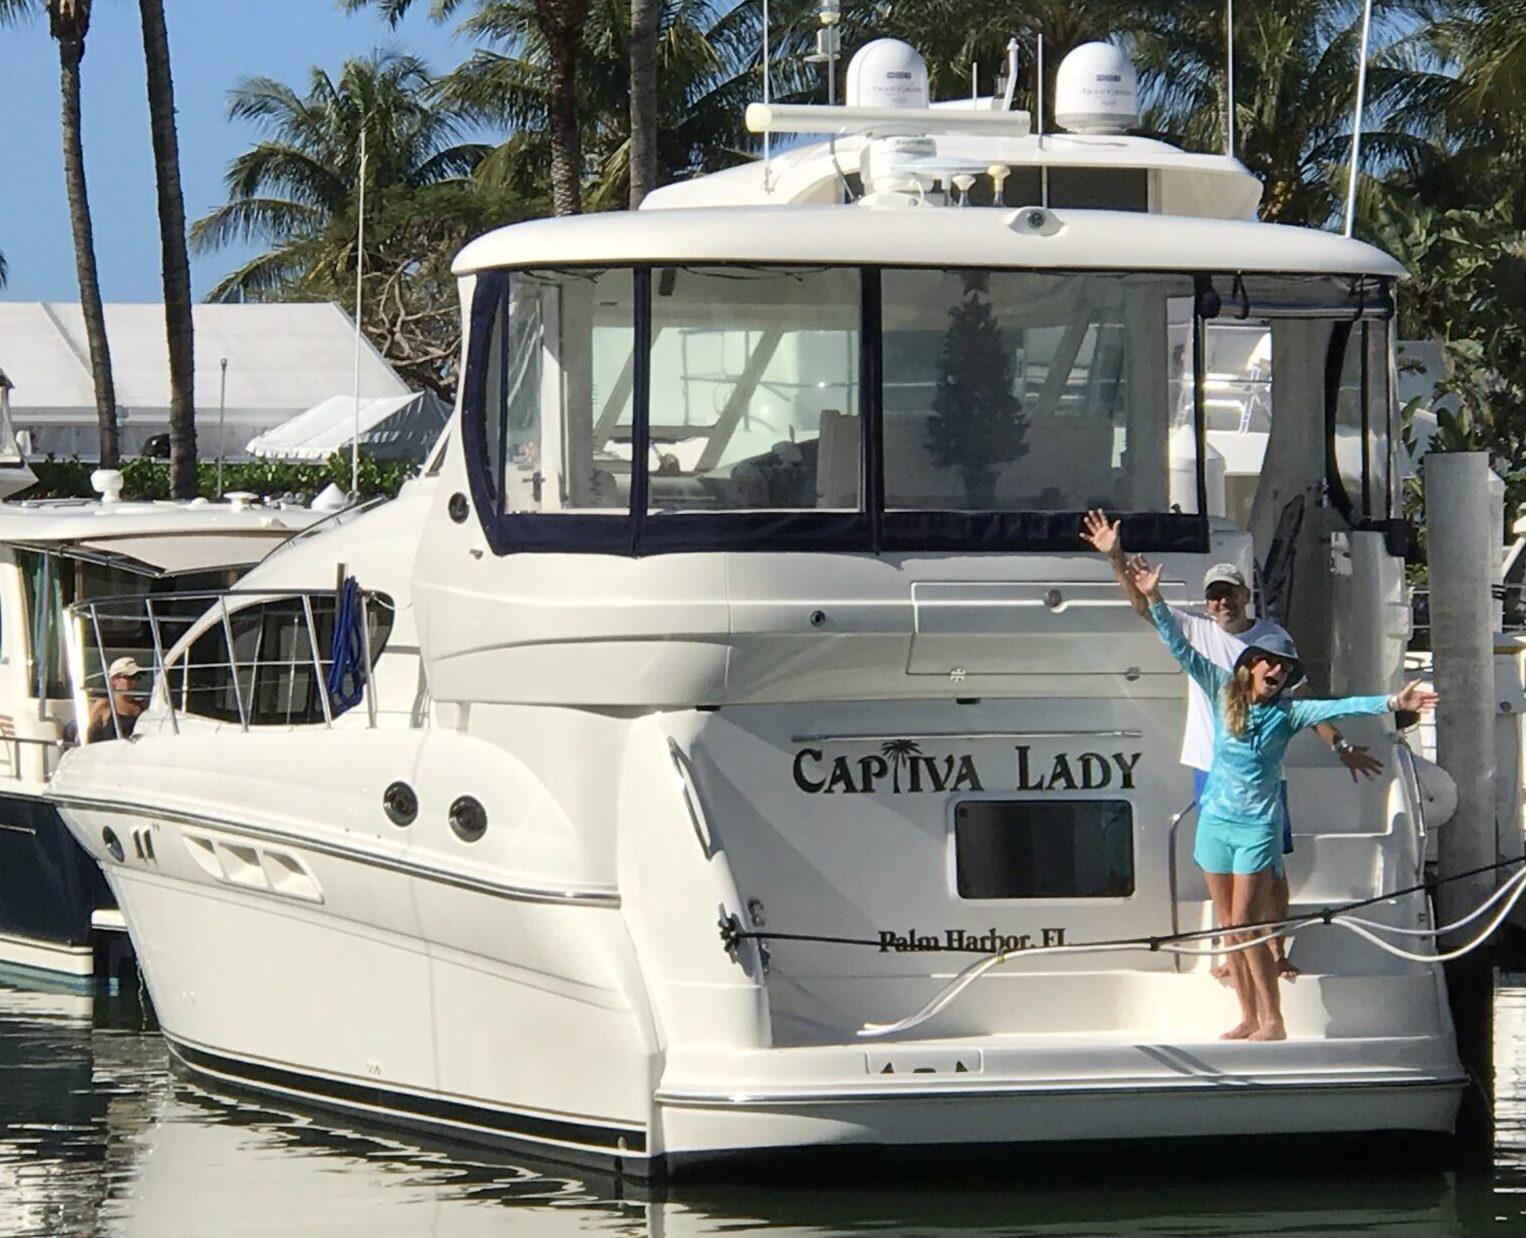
[[169, 1038, 648, 1155]]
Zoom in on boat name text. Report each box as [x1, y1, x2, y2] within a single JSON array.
[[791, 744, 1141, 795]]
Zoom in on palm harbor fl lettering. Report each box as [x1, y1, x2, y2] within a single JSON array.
[[791, 743, 1142, 795], [878, 926, 1069, 953]]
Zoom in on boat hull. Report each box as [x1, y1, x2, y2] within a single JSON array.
[[0, 790, 117, 982], [69, 804, 1461, 1178]]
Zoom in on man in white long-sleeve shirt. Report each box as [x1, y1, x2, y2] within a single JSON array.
[[1081, 510, 1382, 977]]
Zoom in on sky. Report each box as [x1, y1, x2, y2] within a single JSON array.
[[0, 0, 467, 304]]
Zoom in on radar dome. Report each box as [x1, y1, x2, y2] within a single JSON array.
[[1054, 42, 1138, 134], [845, 39, 930, 109]]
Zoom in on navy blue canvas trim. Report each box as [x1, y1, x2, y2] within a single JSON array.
[[880, 511, 1208, 555], [638, 511, 872, 554], [462, 272, 508, 527], [169, 1037, 647, 1154], [1191, 277, 1211, 520], [1357, 517, 1412, 560], [1325, 320, 1359, 527], [629, 268, 653, 555], [480, 513, 634, 556], [861, 269, 885, 553]]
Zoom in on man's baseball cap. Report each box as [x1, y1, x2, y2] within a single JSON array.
[[1203, 564, 1247, 591], [107, 656, 143, 679]]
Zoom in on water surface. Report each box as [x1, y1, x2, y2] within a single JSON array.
[[0, 978, 1523, 1237]]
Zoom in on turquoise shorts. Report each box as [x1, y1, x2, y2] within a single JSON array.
[[1194, 768, 1292, 854], [1194, 814, 1284, 877]]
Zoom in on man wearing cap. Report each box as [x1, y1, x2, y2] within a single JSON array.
[[78, 657, 147, 744], [1081, 510, 1382, 977]]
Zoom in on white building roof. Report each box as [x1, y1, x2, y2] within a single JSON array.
[[246, 391, 450, 462], [454, 205, 1409, 279], [0, 302, 412, 459]]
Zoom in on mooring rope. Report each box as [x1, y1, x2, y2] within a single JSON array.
[[717, 855, 1526, 1039]]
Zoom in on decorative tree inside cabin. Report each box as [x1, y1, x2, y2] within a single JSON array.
[[925, 272, 1027, 508]]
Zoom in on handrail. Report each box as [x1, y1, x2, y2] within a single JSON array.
[[300, 593, 334, 729], [143, 597, 179, 736], [0, 735, 68, 784], [1392, 740, 1428, 887], [65, 584, 392, 738], [359, 591, 378, 727], [1165, 797, 1198, 975], [218, 596, 250, 733]]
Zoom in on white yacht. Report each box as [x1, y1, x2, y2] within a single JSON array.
[[49, 39, 1463, 1174], [0, 475, 320, 982]]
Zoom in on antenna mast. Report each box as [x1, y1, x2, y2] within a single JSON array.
[[351, 126, 367, 498], [1225, 0, 1235, 158], [761, 0, 772, 189], [1344, 0, 1374, 238]]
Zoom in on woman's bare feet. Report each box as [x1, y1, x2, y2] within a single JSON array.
[[1276, 957, 1301, 981], [1221, 1019, 1258, 1040], [1248, 1018, 1287, 1041], [1211, 962, 1232, 985]]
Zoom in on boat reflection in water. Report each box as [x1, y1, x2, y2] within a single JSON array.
[[1, 978, 1521, 1236]]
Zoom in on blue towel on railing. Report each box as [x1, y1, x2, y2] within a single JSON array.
[[326, 577, 367, 715]]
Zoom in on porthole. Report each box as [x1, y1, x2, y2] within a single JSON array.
[[449, 795, 487, 843], [102, 827, 124, 863], [383, 781, 418, 827]]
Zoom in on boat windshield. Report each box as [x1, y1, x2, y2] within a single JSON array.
[[460, 264, 1392, 555]]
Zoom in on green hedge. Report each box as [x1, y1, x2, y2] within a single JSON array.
[[21, 454, 418, 503]]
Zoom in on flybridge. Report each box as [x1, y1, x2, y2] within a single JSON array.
[[643, 38, 1264, 219]]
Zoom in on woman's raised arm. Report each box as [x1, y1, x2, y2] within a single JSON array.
[[1131, 557, 1226, 698]]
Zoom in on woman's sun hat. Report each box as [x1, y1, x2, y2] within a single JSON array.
[[1234, 630, 1305, 689]]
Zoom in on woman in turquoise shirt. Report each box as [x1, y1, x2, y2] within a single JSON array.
[[1130, 558, 1437, 1042]]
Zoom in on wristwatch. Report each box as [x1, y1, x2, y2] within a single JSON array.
[[1332, 738, 1354, 757]]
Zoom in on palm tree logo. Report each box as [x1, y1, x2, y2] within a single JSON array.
[[881, 739, 923, 794]]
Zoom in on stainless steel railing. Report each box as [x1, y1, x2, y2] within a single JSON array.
[[65, 587, 391, 741], [0, 734, 69, 783]]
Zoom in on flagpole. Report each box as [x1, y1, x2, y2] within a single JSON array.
[[1344, 0, 1374, 238]]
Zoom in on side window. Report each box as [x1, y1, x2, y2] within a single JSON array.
[[176, 593, 395, 726], [477, 269, 635, 515]]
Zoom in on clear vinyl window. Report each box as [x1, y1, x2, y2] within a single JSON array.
[[646, 266, 861, 512], [880, 270, 1188, 513]]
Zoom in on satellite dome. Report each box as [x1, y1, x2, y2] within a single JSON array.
[[845, 39, 930, 109], [1054, 42, 1138, 134]]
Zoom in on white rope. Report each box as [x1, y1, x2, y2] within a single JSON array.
[[857, 874, 1526, 1039], [1330, 872, 1526, 964], [1338, 866, 1526, 939]]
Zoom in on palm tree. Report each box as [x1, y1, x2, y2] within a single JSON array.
[[1132, 0, 1441, 227], [46, 0, 119, 464], [442, 0, 805, 210], [138, 0, 196, 498], [192, 52, 488, 300], [344, 0, 591, 214], [629, 0, 659, 206]]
